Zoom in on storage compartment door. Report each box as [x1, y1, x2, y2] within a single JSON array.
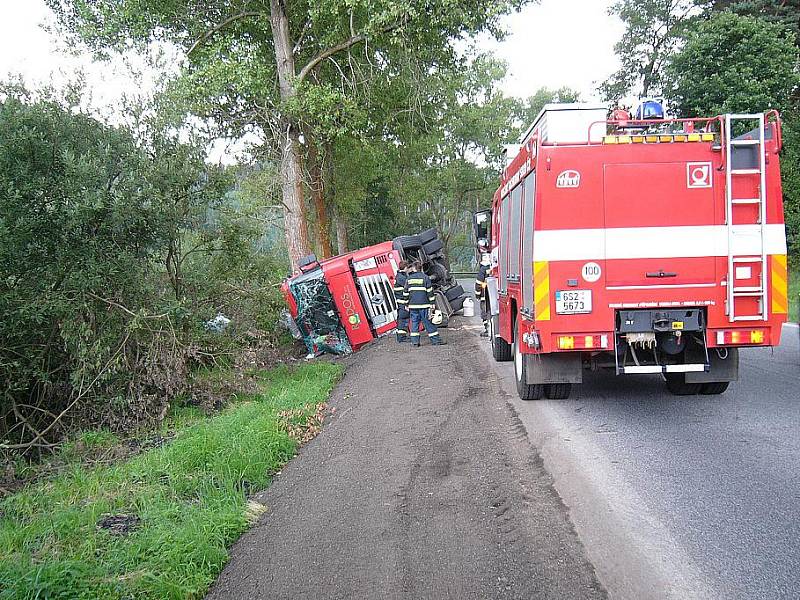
[[603, 162, 717, 288], [521, 172, 536, 312]]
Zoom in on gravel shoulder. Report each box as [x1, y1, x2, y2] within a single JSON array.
[[207, 323, 606, 600]]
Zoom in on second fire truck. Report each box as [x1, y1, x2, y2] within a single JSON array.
[[476, 103, 788, 400]]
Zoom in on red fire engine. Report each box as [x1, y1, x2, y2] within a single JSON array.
[[475, 103, 788, 400], [283, 230, 466, 354]]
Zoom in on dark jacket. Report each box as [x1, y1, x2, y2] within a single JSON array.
[[403, 270, 435, 310], [475, 263, 489, 297], [394, 271, 409, 308]]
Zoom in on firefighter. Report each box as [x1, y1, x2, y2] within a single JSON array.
[[475, 253, 491, 337], [394, 260, 410, 342], [404, 262, 445, 346]]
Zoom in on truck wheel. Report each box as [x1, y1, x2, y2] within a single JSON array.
[[422, 238, 444, 255], [426, 262, 447, 283], [392, 235, 422, 252], [514, 320, 544, 400], [444, 284, 465, 302], [664, 373, 702, 396], [449, 296, 465, 312], [490, 315, 512, 362], [544, 383, 572, 399], [419, 227, 438, 244], [700, 381, 730, 395]]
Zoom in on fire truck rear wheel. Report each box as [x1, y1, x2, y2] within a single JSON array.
[[514, 320, 544, 400], [544, 383, 572, 400], [700, 381, 730, 395], [664, 373, 702, 396], [490, 315, 512, 362]]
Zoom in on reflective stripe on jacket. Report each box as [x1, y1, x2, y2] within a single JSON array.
[[404, 270, 435, 309]]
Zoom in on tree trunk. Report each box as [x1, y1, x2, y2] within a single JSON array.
[[270, 0, 310, 270], [307, 136, 333, 259], [333, 203, 349, 255]]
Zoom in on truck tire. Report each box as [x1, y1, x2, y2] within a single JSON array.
[[664, 372, 702, 395], [419, 227, 438, 244], [514, 319, 544, 400], [422, 238, 444, 255], [426, 262, 448, 283], [700, 381, 730, 395], [392, 235, 422, 252], [490, 315, 512, 362], [434, 291, 452, 316], [444, 284, 465, 302], [449, 296, 465, 312], [544, 383, 572, 399]]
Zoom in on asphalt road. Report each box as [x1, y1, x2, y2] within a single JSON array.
[[477, 320, 800, 600], [208, 326, 606, 599]]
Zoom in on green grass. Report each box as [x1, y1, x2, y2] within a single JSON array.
[[0, 362, 342, 600]]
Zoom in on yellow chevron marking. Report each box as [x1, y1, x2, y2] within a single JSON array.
[[533, 261, 551, 321], [772, 254, 788, 314]]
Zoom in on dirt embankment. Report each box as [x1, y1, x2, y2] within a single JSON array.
[[208, 325, 606, 600]]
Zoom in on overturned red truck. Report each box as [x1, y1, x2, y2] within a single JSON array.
[[476, 103, 788, 400], [282, 229, 467, 354]]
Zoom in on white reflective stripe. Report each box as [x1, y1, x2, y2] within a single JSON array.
[[622, 366, 663, 374], [532, 224, 786, 261], [622, 364, 707, 374], [607, 283, 717, 290], [664, 364, 707, 373]]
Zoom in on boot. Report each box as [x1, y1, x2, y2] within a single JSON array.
[[396, 332, 407, 343]]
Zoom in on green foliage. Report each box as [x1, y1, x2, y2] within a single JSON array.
[[664, 12, 799, 116], [0, 362, 342, 600], [0, 88, 291, 451], [601, 0, 701, 101], [518, 86, 581, 126], [709, 1, 800, 45]]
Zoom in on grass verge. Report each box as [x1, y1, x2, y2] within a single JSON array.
[[0, 362, 342, 600]]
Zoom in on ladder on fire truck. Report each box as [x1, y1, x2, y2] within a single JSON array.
[[724, 113, 768, 323]]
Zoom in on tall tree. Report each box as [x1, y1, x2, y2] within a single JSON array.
[[708, 1, 800, 44], [601, 0, 701, 102], [664, 12, 800, 250], [664, 12, 798, 117], [46, 0, 534, 269]]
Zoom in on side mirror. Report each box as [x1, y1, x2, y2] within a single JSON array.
[[473, 210, 491, 245]]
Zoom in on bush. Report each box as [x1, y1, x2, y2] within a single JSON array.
[[0, 91, 289, 453]]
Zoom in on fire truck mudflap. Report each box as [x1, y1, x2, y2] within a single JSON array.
[[480, 104, 787, 401]]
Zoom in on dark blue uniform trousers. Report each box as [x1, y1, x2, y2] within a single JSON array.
[[409, 308, 441, 345]]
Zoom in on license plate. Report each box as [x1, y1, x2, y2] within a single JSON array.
[[555, 290, 592, 314]]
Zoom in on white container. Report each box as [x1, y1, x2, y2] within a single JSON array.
[[462, 297, 475, 317]]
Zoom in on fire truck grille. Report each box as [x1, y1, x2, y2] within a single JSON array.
[[357, 273, 397, 328], [375, 254, 388, 265]]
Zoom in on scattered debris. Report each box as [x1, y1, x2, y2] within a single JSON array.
[[244, 500, 269, 525], [277, 403, 327, 445], [205, 313, 232, 334], [96, 513, 141, 536]]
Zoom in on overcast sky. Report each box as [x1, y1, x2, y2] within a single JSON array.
[[0, 0, 621, 101]]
